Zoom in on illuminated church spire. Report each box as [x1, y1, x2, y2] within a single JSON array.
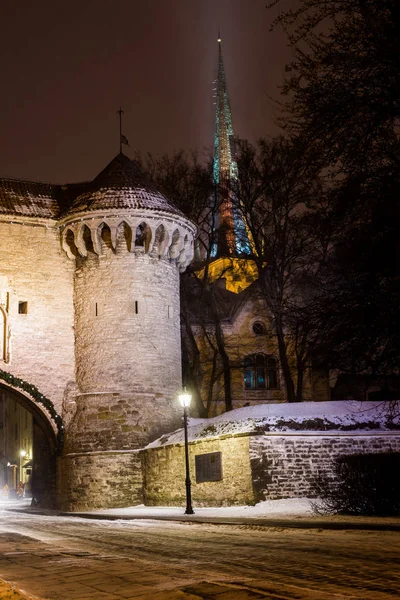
[[197, 33, 258, 294], [212, 32, 251, 258]]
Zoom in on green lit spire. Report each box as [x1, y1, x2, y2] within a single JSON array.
[[212, 32, 251, 258]]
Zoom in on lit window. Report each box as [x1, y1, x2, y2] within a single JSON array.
[[244, 354, 278, 390]]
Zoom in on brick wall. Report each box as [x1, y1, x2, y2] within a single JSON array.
[[142, 435, 256, 506], [250, 433, 400, 500]]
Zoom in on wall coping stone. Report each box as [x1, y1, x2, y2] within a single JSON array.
[[252, 431, 400, 438], [145, 429, 400, 451], [75, 391, 121, 397], [0, 215, 57, 227], [63, 449, 141, 458]]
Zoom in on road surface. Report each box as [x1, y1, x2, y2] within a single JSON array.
[[0, 508, 399, 599]]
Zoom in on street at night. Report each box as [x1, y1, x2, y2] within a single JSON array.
[[1, 0, 400, 598], [0, 506, 399, 599]]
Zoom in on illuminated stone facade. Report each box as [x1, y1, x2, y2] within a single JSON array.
[[191, 289, 330, 416], [142, 431, 400, 505], [0, 153, 195, 509]]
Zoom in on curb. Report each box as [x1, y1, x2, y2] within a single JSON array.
[[6, 508, 400, 532]]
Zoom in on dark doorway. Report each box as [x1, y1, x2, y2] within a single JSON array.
[[0, 384, 57, 507]]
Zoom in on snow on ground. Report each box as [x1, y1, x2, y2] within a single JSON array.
[[0, 497, 313, 520], [69, 497, 314, 519], [147, 400, 398, 448]]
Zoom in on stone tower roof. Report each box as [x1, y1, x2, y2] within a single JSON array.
[[0, 153, 186, 222], [63, 153, 187, 220], [0, 179, 61, 219]]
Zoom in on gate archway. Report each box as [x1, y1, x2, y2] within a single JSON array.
[[0, 376, 63, 508]]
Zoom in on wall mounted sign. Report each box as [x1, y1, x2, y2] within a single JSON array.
[[195, 451, 222, 483]]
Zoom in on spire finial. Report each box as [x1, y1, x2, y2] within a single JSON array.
[[117, 107, 129, 153], [217, 29, 221, 43]]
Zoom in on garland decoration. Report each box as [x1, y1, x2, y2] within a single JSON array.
[[0, 369, 64, 451]]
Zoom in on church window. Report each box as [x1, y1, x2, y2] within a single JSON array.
[[135, 301, 139, 314], [252, 321, 266, 335], [18, 301, 28, 314], [244, 354, 278, 390]]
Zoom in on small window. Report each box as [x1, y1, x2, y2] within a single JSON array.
[[244, 354, 278, 390], [252, 321, 266, 335], [18, 301, 28, 314]]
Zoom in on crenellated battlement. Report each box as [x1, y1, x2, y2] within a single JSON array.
[[60, 211, 195, 271]]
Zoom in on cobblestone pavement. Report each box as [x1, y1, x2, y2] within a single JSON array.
[[0, 511, 399, 599]]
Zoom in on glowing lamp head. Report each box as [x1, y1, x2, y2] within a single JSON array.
[[217, 37, 221, 43], [20, 450, 27, 458], [178, 389, 192, 408]]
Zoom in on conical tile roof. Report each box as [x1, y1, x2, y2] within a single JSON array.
[[63, 153, 185, 219]]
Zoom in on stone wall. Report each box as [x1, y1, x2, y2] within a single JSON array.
[[142, 431, 400, 507], [74, 244, 182, 399], [61, 237, 185, 508], [0, 220, 75, 412], [70, 242, 182, 449], [57, 450, 143, 511], [142, 435, 256, 507], [250, 433, 400, 500]]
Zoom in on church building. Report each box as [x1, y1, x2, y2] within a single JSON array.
[[187, 36, 330, 415]]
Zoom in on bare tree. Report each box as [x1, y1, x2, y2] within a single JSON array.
[[233, 137, 330, 402], [267, 0, 400, 379]]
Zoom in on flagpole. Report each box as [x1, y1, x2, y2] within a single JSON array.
[[117, 107, 124, 153]]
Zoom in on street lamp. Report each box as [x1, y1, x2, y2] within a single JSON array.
[[178, 388, 194, 515]]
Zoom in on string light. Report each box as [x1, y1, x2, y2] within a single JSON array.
[[0, 369, 64, 451]]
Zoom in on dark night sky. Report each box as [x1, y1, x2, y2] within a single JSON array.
[[0, 0, 292, 184]]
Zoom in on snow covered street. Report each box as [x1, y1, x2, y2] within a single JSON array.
[[0, 501, 399, 599]]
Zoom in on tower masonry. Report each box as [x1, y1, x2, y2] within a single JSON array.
[[58, 153, 195, 510]]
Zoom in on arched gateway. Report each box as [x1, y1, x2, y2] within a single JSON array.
[[0, 377, 61, 507]]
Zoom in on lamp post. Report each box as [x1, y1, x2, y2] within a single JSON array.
[[178, 389, 194, 515], [19, 450, 27, 486]]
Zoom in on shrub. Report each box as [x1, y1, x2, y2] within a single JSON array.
[[312, 452, 400, 516]]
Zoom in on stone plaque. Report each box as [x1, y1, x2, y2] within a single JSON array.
[[195, 451, 222, 483]]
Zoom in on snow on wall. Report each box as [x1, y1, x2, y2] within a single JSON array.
[[147, 401, 399, 449], [144, 401, 400, 505]]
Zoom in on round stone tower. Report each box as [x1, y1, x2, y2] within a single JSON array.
[[58, 153, 195, 510]]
